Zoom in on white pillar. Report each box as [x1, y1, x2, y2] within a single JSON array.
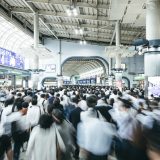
[[34, 12, 39, 49], [32, 12, 39, 90], [115, 20, 121, 69], [145, 0, 160, 77], [115, 20, 122, 91], [109, 58, 112, 75], [33, 12, 39, 69], [116, 21, 121, 46], [57, 40, 63, 87], [146, 0, 160, 40], [34, 55, 39, 70]]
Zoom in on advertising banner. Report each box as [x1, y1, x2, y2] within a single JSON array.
[[0, 47, 25, 69]]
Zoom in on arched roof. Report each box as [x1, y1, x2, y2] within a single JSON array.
[[62, 56, 109, 77], [0, 16, 33, 56]]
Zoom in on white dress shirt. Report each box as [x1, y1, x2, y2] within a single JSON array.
[[77, 117, 116, 155], [27, 105, 41, 127]]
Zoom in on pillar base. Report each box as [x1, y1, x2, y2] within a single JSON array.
[[145, 52, 160, 77], [32, 73, 39, 90], [57, 75, 63, 87]]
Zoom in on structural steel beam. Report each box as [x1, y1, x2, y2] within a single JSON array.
[[22, 0, 58, 39], [26, 0, 110, 10], [43, 21, 145, 33], [11, 7, 110, 21]]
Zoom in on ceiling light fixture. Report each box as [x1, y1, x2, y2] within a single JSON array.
[[66, 0, 78, 17], [66, 9, 72, 16], [66, 7, 78, 17], [75, 29, 79, 34], [74, 28, 83, 35], [80, 40, 87, 45]]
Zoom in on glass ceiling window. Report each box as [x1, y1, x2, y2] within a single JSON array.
[[0, 16, 33, 57]]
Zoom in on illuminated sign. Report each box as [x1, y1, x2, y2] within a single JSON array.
[[0, 48, 25, 69], [45, 64, 56, 72]]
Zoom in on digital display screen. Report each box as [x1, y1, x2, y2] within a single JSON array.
[[0, 47, 25, 69]]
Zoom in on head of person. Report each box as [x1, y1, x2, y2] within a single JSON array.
[[113, 89, 117, 95], [71, 96, 79, 104], [21, 102, 29, 115], [40, 94, 45, 99], [109, 98, 115, 106], [4, 97, 14, 107], [13, 97, 24, 110], [86, 95, 97, 108], [118, 91, 122, 97], [39, 114, 53, 129], [52, 109, 64, 124], [17, 92, 22, 98], [31, 98, 37, 106], [27, 91, 32, 96], [117, 98, 132, 112]]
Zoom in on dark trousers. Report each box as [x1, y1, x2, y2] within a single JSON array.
[[13, 141, 23, 160], [13, 131, 29, 160]]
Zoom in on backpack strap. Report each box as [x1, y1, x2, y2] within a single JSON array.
[[0, 109, 3, 121], [42, 100, 45, 113], [96, 110, 99, 118], [38, 105, 42, 116]]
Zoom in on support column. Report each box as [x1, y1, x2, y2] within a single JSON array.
[[57, 40, 63, 87], [25, 77, 29, 88], [11, 75, 16, 90], [32, 12, 39, 90], [23, 77, 29, 88], [115, 21, 122, 91], [115, 21, 121, 69], [34, 12, 39, 49], [145, 0, 160, 96]]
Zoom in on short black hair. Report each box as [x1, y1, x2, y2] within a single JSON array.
[[52, 109, 64, 124], [17, 93, 22, 97], [5, 97, 14, 107], [32, 98, 37, 105], [86, 95, 97, 108], [118, 98, 132, 109], [39, 114, 53, 129], [41, 94, 45, 98], [22, 102, 29, 108]]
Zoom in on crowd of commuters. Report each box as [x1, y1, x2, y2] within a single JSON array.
[[0, 85, 160, 160]]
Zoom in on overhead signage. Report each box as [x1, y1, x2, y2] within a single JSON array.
[[0, 47, 25, 69], [45, 64, 56, 72]]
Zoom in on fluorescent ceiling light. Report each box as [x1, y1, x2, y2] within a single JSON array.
[[73, 8, 78, 16], [79, 29, 83, 35], [83, 40, 86, 45], [80, 40, 83, 45], [66, 9, 72, 16]]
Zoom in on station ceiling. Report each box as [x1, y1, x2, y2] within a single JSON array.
[[0, 0, 147, 77], [0, 0, 146, 45]]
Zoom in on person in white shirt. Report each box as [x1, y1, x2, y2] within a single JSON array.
[[27, 98, 41, 128], [37, 94, 48, 114], [109, 98, 149, 160], [77, 95, 116, 160], [10, 102, 30, 160], [26, 114, 66, 160]]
